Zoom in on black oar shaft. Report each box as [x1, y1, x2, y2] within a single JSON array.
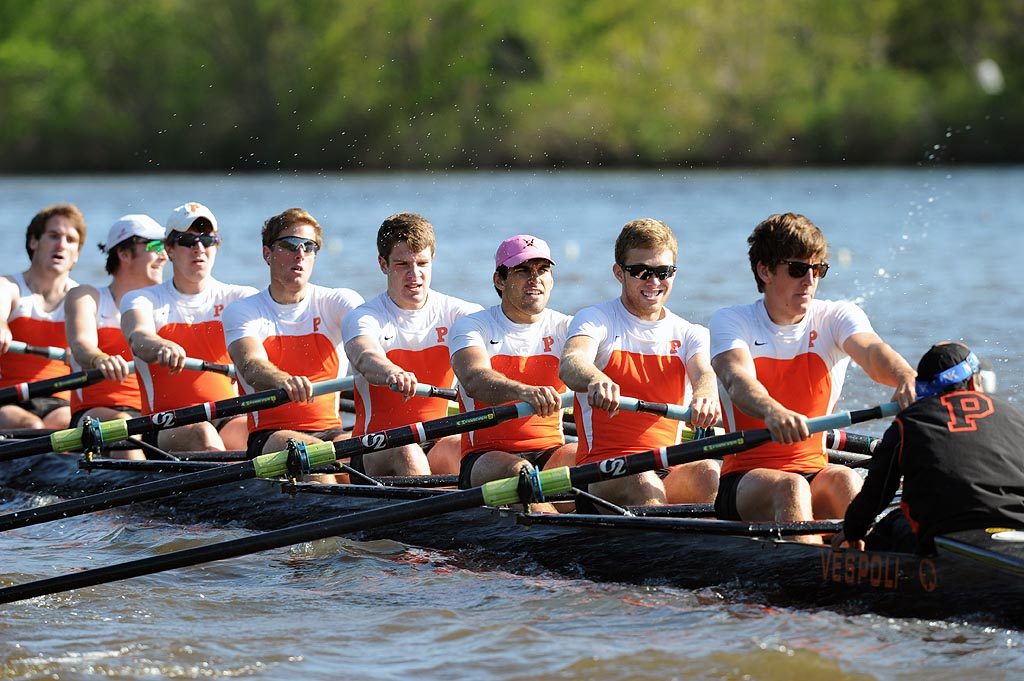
[[0, 368, 106, 406]]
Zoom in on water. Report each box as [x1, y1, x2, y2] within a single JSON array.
[[1, 168, 1023, 679]]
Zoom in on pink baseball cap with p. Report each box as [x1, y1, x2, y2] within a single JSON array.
[[494, 234, 555, 269]]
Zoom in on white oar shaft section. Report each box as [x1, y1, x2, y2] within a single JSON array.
[[804, 402, 900, 434], [8, 341, 66, 361], [311, 376, 355, 397]]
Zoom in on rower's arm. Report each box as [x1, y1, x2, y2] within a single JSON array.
[[228, 337, 313, 403], [559, 335, 621, 415], [842, 422, 903, 543], [451, 345, 561, 418], [121, 307, 187, 373], [0, 276, 19, 354], [844, 332, 917, 409], [344, 335, 418, 397], [712, 348, 809, 443], [683, 352, 721, 429]]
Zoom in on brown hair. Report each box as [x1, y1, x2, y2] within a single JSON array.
[[376, 212, 436, 260], [25, 204, 87, 258], [614, 218, 678, 265], [747, 213, 829, 292], [262, 208, 323, 248]]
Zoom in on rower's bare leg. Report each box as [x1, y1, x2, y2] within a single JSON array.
[[810, 464, 863, 519], [82, 406, 145, 460], [543, 442, 577, 471], [362, 443, 431, 477], [587, 471, 666, 509], [663, 459, 721, 504], [425, 435, 461, 475], [0, 405, 43, 430], [217, 415, 249, 451], [41, 405, 71, 429], [157, 422, 226, 453], [735, 469, 819, 543], [469, 451, 558, 513]]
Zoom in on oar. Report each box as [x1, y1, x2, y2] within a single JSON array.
[[0, 401, 897, 604], [824, 429, 878, 455], [0, 376, 353, 463], [0, 389, 571, 533], [7, 341, 67, 361]]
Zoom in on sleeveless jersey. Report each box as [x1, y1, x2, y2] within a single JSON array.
[[0, 272, 77, 400], [121, 278, 257, 413], [68, 286, 142, 413], [448, 305, 570, 455], [342, 291, 481, 434], [223, 285, 363, 432], [569, 298, 708, 465], [709, 298, 873, 475]]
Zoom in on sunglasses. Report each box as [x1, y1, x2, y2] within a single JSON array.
[[134, 238, 164, 253], [782, 260, 829, 279], [172, 232, 222, 249], [271, 236, 321, 254], [619, 263, 678, 281]]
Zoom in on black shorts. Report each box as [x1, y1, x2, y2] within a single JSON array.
[[70, 406, 143, 429], [458, 446, 560, 490], [246, 427, 348, 459], [23, 396, 69, 419], [714, 469, 821, 520]]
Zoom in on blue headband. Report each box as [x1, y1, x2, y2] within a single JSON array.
[[915, 352, 980, 399]]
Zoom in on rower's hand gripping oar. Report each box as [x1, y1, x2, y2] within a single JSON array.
[[0, 388, 569, 534], [0, 401, 895, 604]]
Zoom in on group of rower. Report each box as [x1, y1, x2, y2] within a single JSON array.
[[2, 202, 1023, 552]]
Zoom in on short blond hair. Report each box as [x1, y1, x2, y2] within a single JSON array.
[[614, 218, 678, 264]]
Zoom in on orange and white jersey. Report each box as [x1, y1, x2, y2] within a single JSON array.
[[570, 298, 709, 465], [342, 291, 482, 434], [709, 298, 874, 475], [0, 272, 76, 399], [448, 305, 570, 456], [121, 278, 257, 413], [223, 285, 363, 433], [68, 286, 141, 413]]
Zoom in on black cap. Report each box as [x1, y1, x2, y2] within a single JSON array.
[[916, 343, 972, 382]]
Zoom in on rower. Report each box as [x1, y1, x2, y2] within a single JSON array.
[[834, 342, 1024, 554], [710, 212, 916, 525], [342, 212, 482, 476], [559, 218, 721, 507], [65, 214, 168, 459], [0, 204, 86, 430], [224, 208, 363, 473], [121, 202, 257, 452], [449, 235, 575, 508]]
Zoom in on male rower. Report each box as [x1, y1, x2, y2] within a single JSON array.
[[65, 215, 168, 459], [449, 235, 575, 501], [224, 208, 363, 464], [834, 342, 1024, 554], [559, 218, 721, 507], [0, 204, 86, 429], [121, 202, 257, 452], [710, 212, 916, 524], [343, 212, 482, 476]]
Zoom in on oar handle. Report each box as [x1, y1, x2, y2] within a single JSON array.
[[181, 358, 236, 378], [618, 397, 692, 421], [7, 340, 66, 362], [311, 377, 356, 398], [402, 384, 458, 401]]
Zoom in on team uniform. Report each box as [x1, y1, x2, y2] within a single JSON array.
[[0, 272, 77, 412], [223, 285, 363, 457], [342, 291, 481, 435], [844, 392, 1024, 553], [121, 279, 257, 413], [68, 286, 143, 426], [569, 298, 709, 466], [448, 305, 570, 485]]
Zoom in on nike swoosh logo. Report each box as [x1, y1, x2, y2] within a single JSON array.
[[489, 340, 500, 345], [754, 341, 767, 346], [383, 335, 395, 341]]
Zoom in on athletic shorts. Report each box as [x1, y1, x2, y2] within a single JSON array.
[[714, 469, 821, 520], [246, 427, 348, 459], [23, 396, 69, 419], [458, 445, 561, 490], [70, 406, 143, 429]]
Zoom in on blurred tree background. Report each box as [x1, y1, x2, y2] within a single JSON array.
[[0, 0, 1020, 172]]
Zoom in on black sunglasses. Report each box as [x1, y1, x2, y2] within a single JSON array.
[[271, 236, 320, 254], [619, 263, 678, 281], [782, 260, 829, 279], [172, 232, 221, 249]]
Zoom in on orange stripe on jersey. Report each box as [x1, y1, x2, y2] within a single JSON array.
[[353, 345, 453, 434], [142, 321, 235, 412], [721, 352, 832, 475], [462, 354, 565, 456], [0, 317, 70, 400], [576, 349, 686, 465], [249, 333, 341, 432], [71, 327, 141, 413]]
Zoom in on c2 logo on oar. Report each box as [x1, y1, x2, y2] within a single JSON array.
[[360, 432, 388, 450], [151, 411, 176, 428]]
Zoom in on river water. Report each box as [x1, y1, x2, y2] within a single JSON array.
[[1, 168, 1022, 679]]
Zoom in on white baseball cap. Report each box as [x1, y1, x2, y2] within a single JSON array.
[[165, 202, 218, 237], [102, 214, 164, 251]]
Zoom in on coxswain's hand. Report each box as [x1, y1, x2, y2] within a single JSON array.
[[830, 530, 865, 552]]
